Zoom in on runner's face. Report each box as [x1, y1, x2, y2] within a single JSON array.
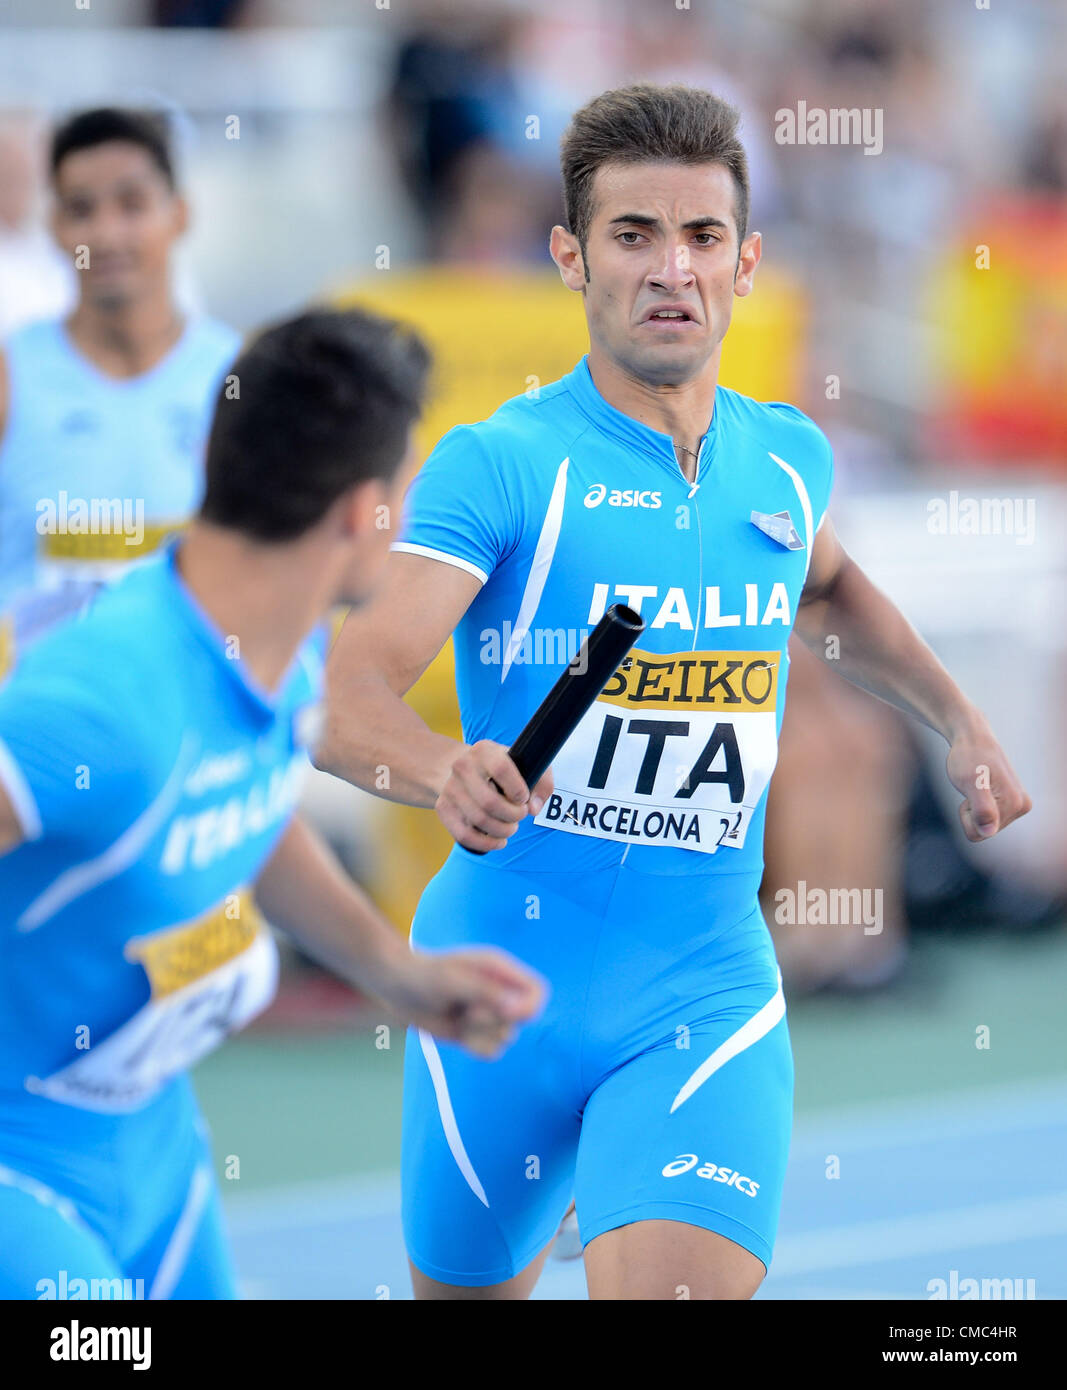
[[51, 142, 185, 310], [579, 160, 755, 387]]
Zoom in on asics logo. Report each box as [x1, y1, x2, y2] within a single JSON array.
[[584, 483, 662, 510], [661, 1153, 760, 1198]]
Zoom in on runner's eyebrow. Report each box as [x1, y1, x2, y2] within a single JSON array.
[[607, 214, 730, 231]]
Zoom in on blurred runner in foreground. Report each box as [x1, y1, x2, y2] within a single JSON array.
[[0, 307, 545, 1300]]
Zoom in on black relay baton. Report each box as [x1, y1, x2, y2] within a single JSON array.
[[465, 603, 645, 855]]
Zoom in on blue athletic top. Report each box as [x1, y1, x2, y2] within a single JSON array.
[[0, 543, 325, 1113], [0, 315, 240, 609], [393, 355, 833, 877]]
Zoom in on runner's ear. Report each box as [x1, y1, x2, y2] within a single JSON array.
[[170, 193, 189, 241], [335, 476, 386, 542]]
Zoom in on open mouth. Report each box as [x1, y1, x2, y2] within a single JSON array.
[[644, 309, 696, 324]]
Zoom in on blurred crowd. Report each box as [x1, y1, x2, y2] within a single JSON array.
[[5, 0, 1065, 452]]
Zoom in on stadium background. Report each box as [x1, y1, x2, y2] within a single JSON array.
[[1, 0, 1064, 1298]]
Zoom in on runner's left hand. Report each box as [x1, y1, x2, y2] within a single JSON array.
[[384, 947, 548, 1058], [944, 720, 1032, 843]]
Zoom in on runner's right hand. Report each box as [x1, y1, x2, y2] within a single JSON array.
[[435, 740, 554, 853]]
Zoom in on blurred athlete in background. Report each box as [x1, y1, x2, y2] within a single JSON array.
[[0, 307, 544, 1300], [0, 107, 238, 663], [318, 84, 1031, 1300]]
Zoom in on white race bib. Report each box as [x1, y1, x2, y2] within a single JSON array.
[[533, 647, 782, 854], [27, 892, 278, 1114]]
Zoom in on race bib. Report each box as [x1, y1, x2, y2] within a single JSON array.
[[37, 521, 184, 590], [533, 647, 782, 854], [26, 891, 278, 1114]]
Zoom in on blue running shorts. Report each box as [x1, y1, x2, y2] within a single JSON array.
[[402, 846, 793, 1286]]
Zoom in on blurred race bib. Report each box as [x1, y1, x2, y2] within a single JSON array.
[[26, 891, 278, 1113]]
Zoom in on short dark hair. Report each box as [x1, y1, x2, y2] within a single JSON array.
[[199, 308, 431, 542], [560, 84, 750, 268], [50, 107, 176, 188]]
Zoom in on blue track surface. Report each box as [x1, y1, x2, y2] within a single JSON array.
[[224, 1075, 1067, 1300]]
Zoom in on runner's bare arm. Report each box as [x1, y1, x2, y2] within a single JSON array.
[[0, 778, 26, 857], [794, 515, 1031, 841], [316, 551, 475, 804], [315, 551, 551, 852], [254, 814, 545, 1055]]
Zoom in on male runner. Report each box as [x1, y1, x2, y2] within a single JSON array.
[[0, 308, 543, 1300], [317, 84, 1031, 1300], [0, 106, 239, 646]]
